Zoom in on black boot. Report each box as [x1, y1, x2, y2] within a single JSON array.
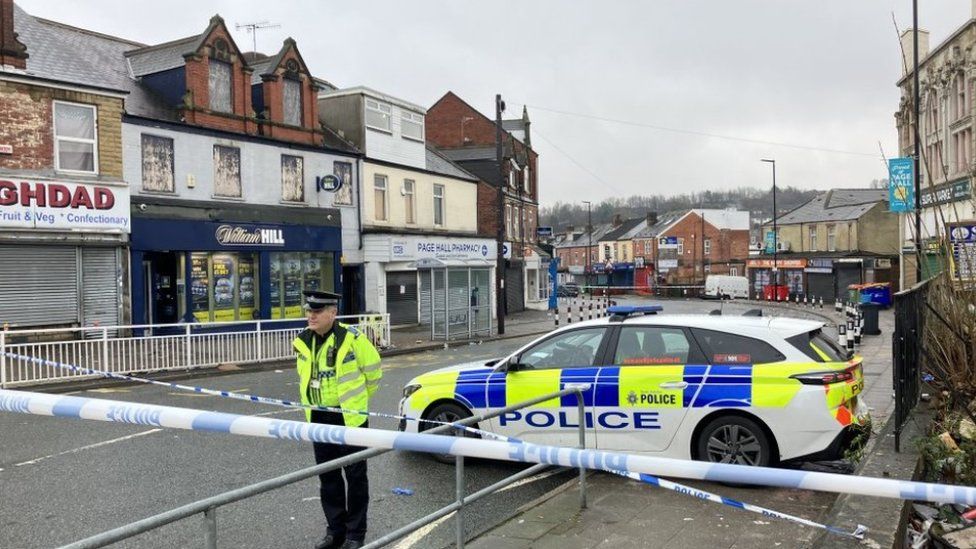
[[338, 540, 364, 549], [314, 533, 344, 549]]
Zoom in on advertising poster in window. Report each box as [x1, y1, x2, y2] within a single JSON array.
[[284, 253, 303, 318], [212, 253, 237, 322], [190, 253, 210, 322], [270, 255, 283, 319], [238, 255, 255, 320], [304, 255, 322, 293]]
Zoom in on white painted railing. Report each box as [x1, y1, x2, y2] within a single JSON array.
[[0, 314, 390, 388]]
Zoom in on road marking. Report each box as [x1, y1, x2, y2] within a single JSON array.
[[496, 467, 564, 493], [391, 468, 562, 548], [14, 429, 162, 467], [86, 388, 131, 393], [393, 512, 455, 549]]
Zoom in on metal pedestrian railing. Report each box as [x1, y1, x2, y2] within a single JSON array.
[[0, 314, 390, 388], [61, 387, 589, 549], [892, 280, 929, 451]]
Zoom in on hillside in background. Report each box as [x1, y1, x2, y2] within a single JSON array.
[[539, 186, 822, 230]]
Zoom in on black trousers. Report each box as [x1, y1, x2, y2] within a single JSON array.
[[311, 410, 369, 542]]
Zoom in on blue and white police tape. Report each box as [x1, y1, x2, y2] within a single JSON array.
[[3, 353, 863, 535], [0, 350, 502, 441], [3, 389, 975, 507]]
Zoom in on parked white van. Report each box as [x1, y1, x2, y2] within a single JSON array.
[[704, 275, 749, 299]]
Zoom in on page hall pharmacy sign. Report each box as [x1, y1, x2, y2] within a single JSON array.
[[0, 179, 130, 233], [391, 236, 496, 261], [215, 225, 285, 246]]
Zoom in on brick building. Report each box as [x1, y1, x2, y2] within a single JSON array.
[[0, 0, 131, 329], [632, 209, 750, 287], [426, 92, 549, 311]]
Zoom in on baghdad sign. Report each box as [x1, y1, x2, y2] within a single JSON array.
[[0, 179, 130, 233]]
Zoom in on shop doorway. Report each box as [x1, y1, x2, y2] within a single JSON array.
[[144, 252, 180, 324], [341, 265, 364, 316]]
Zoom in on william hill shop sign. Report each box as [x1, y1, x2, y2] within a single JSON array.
[[0, 179, 130, 233], [215, 225, 285, 246]]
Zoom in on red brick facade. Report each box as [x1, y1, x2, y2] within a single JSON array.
[[427, 92, 540, 250], [0, 81, 124, 178], [0, 0, 27, 69], [641, 212, 749, 282], [178, 19, 322, 146]]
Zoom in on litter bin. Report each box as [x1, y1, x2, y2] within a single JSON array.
[[860, 283, 892, 308], [860, 302, 881, 335]]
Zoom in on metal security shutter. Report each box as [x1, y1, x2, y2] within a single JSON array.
[[419, 270, 432, 325], [835, 265, 863, 301], [0, 245, 79, 327], [505, 265, 524, 313], [807, 272, 835, 301], [82, 247, 120, 330], [386, 271, 418, 325]]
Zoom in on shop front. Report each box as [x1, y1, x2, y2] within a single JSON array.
[[746, 258, 807, 299], [805, 258, 836, 301], [0, 178, 130, 329], [131, 213, 341, 327], [362, 234, 497, 327]]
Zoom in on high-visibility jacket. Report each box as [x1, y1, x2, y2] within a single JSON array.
[[293, 322, 382, 427]]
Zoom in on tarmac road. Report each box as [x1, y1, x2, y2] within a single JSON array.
[[0, 298, 838, 548]]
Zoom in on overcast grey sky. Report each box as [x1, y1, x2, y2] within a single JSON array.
[[18, 1, 973, 206]]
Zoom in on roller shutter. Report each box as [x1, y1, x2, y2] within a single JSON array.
[[806, 272, 835, 301], [82, 247, 120, 331], [505, 265, 524, 313], [835, 265, 863, 301], [0, 245, 79, 327], [386, 271, 418, 325]]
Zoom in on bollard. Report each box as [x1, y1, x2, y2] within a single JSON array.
[[588, 301, 593, 321], [803, 295, 808, 306], [838, 323, 848, 349], [578, 300, 584, 323], [554, 302, 560, 328], [819, 297, 824, 309], [854, 319, 862, 346], [566, 300, 572, 324], [846, 318, 855, 343], [834, 298, 841, 312], [846, 328, 855, 354]]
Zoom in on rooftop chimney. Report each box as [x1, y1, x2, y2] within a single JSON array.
[[646, 212, 658, 227], [899, 28, 930, 75], [0, 0, 28, 70], [612, 214, 623, 227]]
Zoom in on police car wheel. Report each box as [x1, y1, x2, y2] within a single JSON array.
[[422, 402, 478, 464], [696, 416, 771, 467]]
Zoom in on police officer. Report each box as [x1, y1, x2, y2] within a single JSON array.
[[294, 290, 382, 549]]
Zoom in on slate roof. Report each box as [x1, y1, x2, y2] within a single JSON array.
[[600, 217, 647, 242], [125, 35, 199, 77], [555, 223, 615, 249], [633, 211, 689, 238], [769, 189, 886, 225], [425, 146, 479, 181], [440, 147, 496, 162], [13, 6, 179, 120], [449, 158, 502, 186]]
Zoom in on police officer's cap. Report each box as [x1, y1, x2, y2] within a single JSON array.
[[303, 290, 341, 310]]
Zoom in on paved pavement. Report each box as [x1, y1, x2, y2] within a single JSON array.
[[469, 299, 899, 549]]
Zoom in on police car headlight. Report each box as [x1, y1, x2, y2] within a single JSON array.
[[402, 384, 422, 399]]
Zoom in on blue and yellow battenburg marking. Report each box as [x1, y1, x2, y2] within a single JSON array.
[[408, 360, 866, 423]]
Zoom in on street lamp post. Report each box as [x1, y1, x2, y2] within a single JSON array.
[[582, 200, 592, 294], [761, 159, 778, 295]]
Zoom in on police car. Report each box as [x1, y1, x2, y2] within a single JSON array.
[[398, 306, 867, 466]]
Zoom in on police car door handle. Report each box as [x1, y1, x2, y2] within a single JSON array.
[[659, 381, 688, 389]]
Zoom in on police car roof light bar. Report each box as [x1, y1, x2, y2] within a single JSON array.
[[607, 305, 663, 322]]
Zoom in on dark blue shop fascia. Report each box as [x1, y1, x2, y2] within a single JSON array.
[[131, 217, 341, 334]]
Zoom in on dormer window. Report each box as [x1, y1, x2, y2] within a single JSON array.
[[209, 59, 233, 113], [365, 99, 392, 132], [283, 78, 302, 126], [401, 111, 424, 141]]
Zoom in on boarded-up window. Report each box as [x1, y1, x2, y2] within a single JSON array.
[[141, 134, 174, 192], [281, 155, 304, 202], [333, 162, 353, 205], [213, 145, 241, 197], [283, 78, 302, 126], [209, 60, 232, 113]]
